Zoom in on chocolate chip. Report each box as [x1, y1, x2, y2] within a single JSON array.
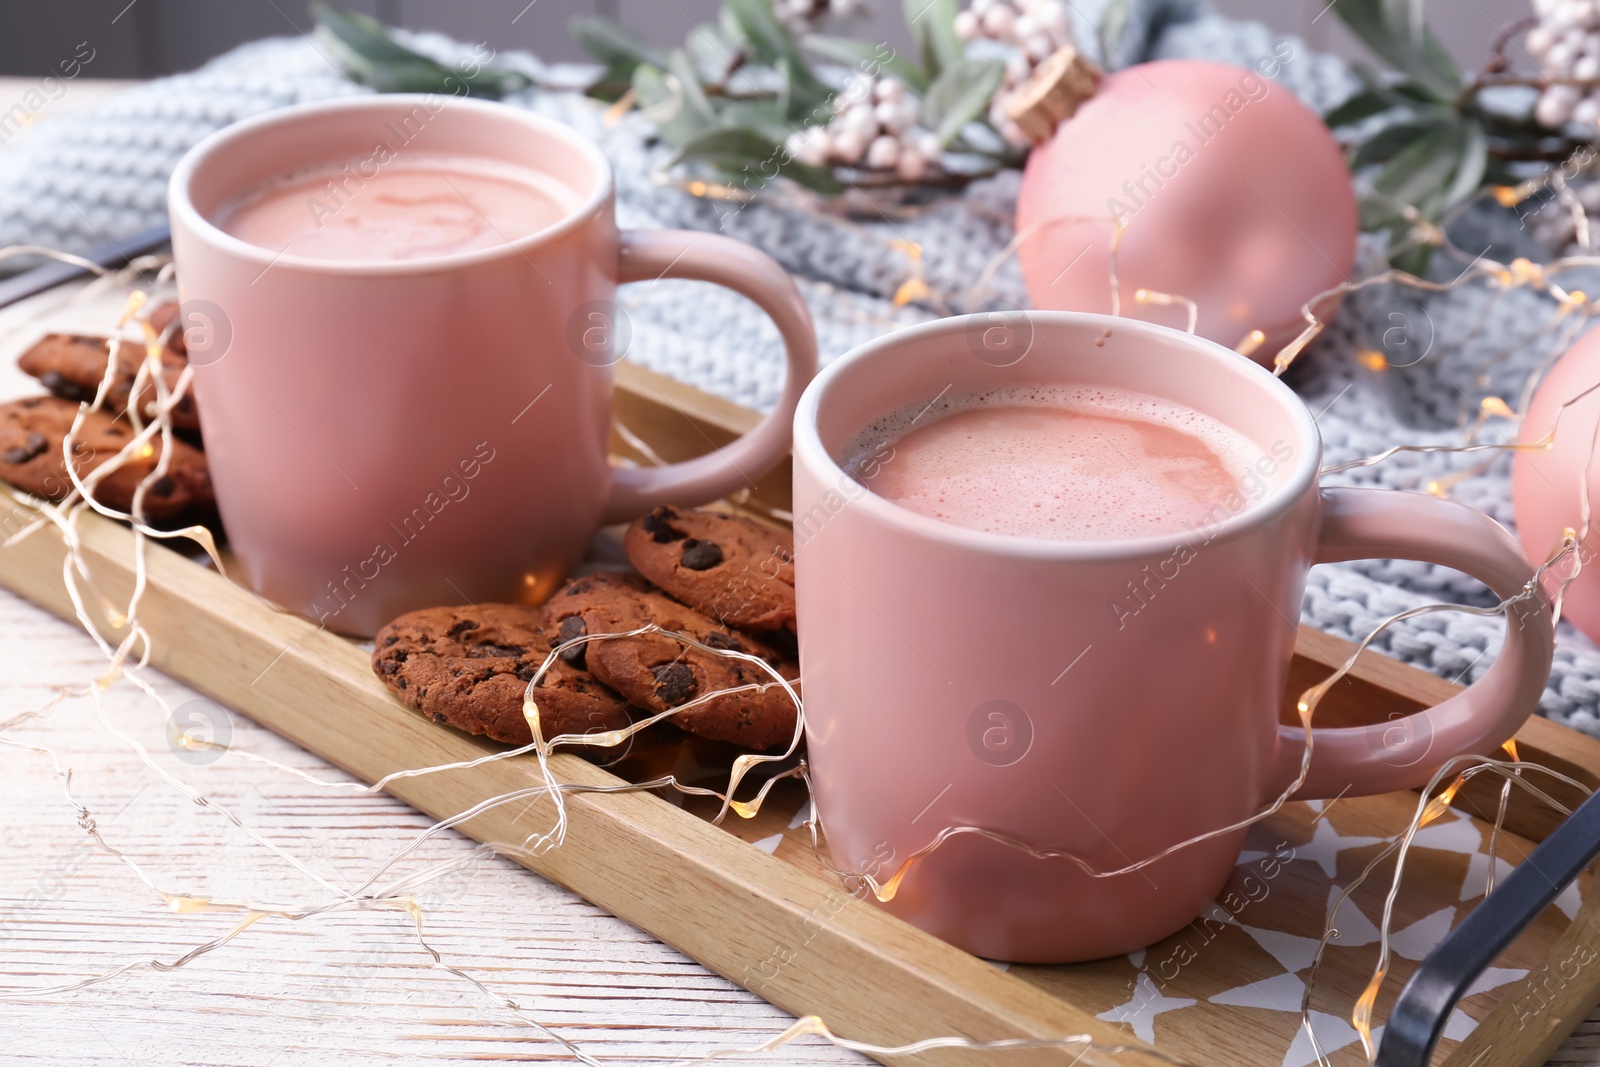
[[377, 656, 400, 676], [652, 661, 697, 705], [382, 634, 400, 647], [516, 662, 538, 683], [38, 371, 93, 402], [148, 475, 176, 498], [446, 618, 480, 638], [703, 631, 743, 652], [1, 432, 48, 464], [469, 642, 524, 659], [555, 615, 587, 669], [679, 538, 724, 571], [642, 505, 687, 543]]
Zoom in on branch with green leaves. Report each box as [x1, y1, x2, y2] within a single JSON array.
[[1324, 0, 1594, 271], [312, 0, 1128, 197]]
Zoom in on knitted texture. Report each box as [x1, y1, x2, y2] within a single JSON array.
[[6, 10, 1600, 734]]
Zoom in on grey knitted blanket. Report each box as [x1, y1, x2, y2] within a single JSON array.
[[8, 6, 1600, 735]]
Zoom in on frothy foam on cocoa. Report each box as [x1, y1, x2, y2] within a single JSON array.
[[841, 383, 1279, 542], [217, 153, 577, 262]]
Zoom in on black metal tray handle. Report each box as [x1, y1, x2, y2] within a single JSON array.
[[1377, 786, 1600, 1066]]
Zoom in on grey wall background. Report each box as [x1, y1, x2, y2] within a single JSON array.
[[0, 0, 1535, 81]]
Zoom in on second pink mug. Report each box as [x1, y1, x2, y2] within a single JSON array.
[[792, 312, 1554, 963], [169, 95, 817, 635]]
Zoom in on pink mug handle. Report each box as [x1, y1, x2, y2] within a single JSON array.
[[1270, 487, 1555, 801], [603, 229, 819, 524]]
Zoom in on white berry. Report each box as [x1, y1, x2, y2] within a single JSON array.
[[865, 134, 900, 169], [1035, 0, 1069, 34], [896, 148, 928, 180], [1538, 84, 1581, 125], [831, 128, 867, 163], [876, 99, 915, 132], [841, 104, 878, 138], [981, 5, 1017, 40], [1577, 93, 1600, 126], [786, 127, 829, 167]]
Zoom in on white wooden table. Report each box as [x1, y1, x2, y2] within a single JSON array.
[[2, 77, 1600, 1067]]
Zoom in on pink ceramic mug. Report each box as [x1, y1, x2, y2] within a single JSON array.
[[169, 96, 816, 636], [792, 312, 1554, 963]]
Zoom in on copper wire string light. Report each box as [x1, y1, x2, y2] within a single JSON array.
[[1, 181, 1599, 1066]]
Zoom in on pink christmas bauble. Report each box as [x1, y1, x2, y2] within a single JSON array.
[[1514, 329, 1600, 642], [1015, 59, 1358, 364]]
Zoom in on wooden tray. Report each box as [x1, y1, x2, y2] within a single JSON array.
[[4, 303, 1600, 1067]]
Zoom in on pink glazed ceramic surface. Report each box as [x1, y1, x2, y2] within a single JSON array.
[[792, 312, 1555, 963], [168, 96, 816, 636]]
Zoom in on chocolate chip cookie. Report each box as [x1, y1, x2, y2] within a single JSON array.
[[0, 396, 212, 521], [545, 571, 800, 751], [372, 603, 634, 747], [624, 506, 796, 634], [19, 333, 199, 433]]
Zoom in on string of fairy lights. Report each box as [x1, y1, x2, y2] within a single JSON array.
[[5, 157, 1600, 1065]]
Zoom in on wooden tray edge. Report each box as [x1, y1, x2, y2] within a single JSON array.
[[4, 360, 1600, 1065]]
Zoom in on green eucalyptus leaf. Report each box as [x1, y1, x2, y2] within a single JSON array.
[[775, 55, 794, 120], [1098, 0, 1132, 68], [1373, 121, 1463, 205], [1333, 0, 1459, 101], [905, 0, 963, 80], [570, 15, 668, 72], [803, 34, 928, 92], [633, 63, 715, 145], [1351, 117, 1448, 166], [720, 6, 750, 48], [1324, 87, 1402, 129], [922, 56, 1006, 147], [724, 0, 789, 62], [1360, 117, 1483, 268], [671, 125, 778, 167], [667, 48, 716, 119], [719, 98, 792, 143], [315, 3, 431, 65], [687, 23, 739, 85], [1441, 118, 1488, 208], [670, 125, 842, 193], [314, 3, 517, 97], [724, 0, 832, 110], [585, 67, 637, 101]]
